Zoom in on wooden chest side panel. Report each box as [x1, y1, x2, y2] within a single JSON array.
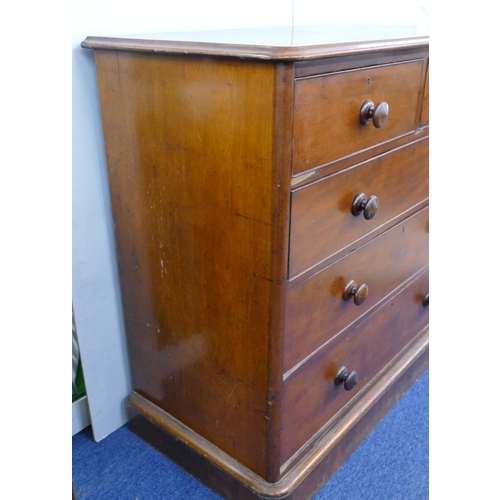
[[94, 50, 282, 478]]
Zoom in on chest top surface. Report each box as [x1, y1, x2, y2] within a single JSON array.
[[81, 24, 429, 60]]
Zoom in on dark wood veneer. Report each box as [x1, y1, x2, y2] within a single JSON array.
[[292, 60, 424, 174], [94, 49, 288, 479], [293, 47, 429, 77], [84, 30, 429, 499], [127, 329, 428, 499], [289, 137, 428, 277], [82, 33, 429, 61], [285, 207, 428, 372], [282, 269, 429, 463]]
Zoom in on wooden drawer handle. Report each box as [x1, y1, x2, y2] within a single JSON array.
[[360, 100, 389, 128], [335, 366, 358, 391], [423, 293, 429, 307], [351, 193, 379, 220], [342, 280, 368, 306]]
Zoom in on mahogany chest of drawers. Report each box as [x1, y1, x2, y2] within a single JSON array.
[[83, 27, 429, 499]]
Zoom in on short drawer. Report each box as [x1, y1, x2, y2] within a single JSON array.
[[284, 206, 428, 372], [289, 137, 428, 278], [293, 60, 424, 174], [280, 268, 429, 465]]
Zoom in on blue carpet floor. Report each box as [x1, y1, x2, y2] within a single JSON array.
[[73, 370, 428, 500]]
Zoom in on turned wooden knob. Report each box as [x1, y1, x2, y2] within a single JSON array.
[[360, 100, 389, 128], [423, 293, 429, 307], [342, 280, 368, 306], [335, 366, 358, 391], [351, 193, 379, 220]]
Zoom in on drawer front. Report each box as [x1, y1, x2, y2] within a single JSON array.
[[293, 60, 424, 174], [289, 138, 428, 278], [284, 206, 428, 372], [281, 268, 429, 464]]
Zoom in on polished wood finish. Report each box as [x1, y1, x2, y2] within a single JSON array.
[[372, 101, 390, 128], [334, 366, 359, 391], [285, 207, 428, 372], [82, 26, 428, 61], [85, 29, 429, 500], [293, 60, 424, 174], [294, 46, 429, 77], [282, 332, 428, 493], [93, 49, 291, 479], [290, 131, 427, 190], [342, 280, 369, 306], [359, 99, 389, 128], [289, 138, 428, 278], [351, 192, 379, 220], [281, 268, 428, 464], [127, 329, 428, 499]]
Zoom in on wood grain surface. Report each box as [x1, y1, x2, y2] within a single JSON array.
[[293, 60, 425, 173], [86, 33, 429, 496], [284, 206, 429, 372], [281, 268, 429, 464], [94, 49, 292, 480], [82, 29, 429, 61], [126, 329, 429, 499], [289, 137, 428, 278]]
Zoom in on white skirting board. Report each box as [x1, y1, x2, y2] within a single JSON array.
[[73, 395, 91, 436]]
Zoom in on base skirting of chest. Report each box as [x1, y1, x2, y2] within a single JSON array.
[[127, 328, 428, 500]]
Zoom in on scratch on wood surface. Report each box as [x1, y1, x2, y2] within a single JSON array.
[[234, 212, 270, 226], [225, 384, 236, 406]]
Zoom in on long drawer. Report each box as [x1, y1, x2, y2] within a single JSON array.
[[284, 206, 428, 372], [292, 60, 424, 174], [280, 267, 429, 465], [289, 137, 428, 278]]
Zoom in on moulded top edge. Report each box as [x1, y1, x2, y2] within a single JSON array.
[[81, 25, 429, 61]]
